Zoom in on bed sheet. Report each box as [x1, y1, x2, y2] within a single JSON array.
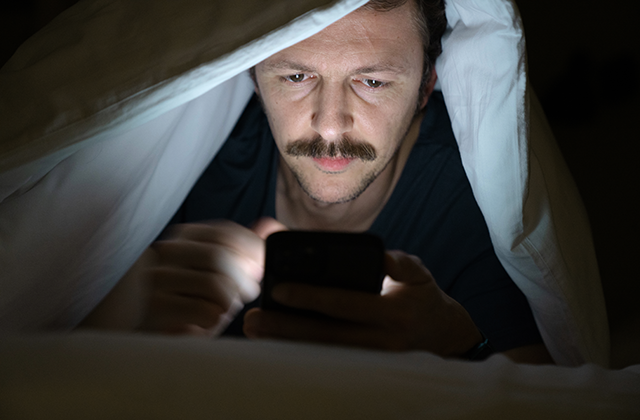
[[0, 334, 638, 420]]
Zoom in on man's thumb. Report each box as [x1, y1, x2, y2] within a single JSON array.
[[251, 217, 288, 240]]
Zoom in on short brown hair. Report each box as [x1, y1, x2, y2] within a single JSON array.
[[363, 0, 447, 94]]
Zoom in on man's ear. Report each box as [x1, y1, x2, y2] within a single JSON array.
[[419, 68, 438, 110]]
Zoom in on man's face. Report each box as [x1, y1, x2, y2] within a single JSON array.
[[255, 2, 425, 204]]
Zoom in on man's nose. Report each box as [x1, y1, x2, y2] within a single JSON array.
[[310, 82, 353, 142]]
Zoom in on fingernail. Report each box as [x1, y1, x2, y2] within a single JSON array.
[[243, 315, 260, 338]]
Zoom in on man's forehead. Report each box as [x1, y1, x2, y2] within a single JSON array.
[[259, 5, 422, 75]]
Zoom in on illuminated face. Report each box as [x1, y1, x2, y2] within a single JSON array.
[[255, 2, 425, 204]]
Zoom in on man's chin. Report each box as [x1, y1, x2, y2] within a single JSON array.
[[301, 185, 361, 205], [287, 162, 379, 205]]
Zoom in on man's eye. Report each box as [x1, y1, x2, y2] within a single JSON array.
[[285, 74, 307, 83], [362, 79, 385, 88]]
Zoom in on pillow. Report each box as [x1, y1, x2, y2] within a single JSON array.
[[0, 0, 608, 366]]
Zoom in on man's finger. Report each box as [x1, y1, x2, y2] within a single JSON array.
[[148, 267, 238, 311], [153, 240, 228, 271], [384, 250, 434, 285], [243, 308, 405, 350], [144, 293, 226, 331], [170, 221, 265, 265], [270, 283, 395, 325]]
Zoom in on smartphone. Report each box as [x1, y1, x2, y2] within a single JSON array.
[[260, 230, 385, 317]]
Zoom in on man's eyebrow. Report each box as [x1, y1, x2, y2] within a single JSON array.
[[353, 64, 408, 75], [261, 61, 408, 75], [261, 60, 316, 73]]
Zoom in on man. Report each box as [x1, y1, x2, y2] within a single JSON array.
[[81, 0, 553, 363]]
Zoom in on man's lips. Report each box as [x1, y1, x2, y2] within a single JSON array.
[[312, 157, 355, 172]]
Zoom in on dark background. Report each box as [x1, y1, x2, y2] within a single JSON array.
[[516, 0, 640, 368], [1, 0, 638, 367]]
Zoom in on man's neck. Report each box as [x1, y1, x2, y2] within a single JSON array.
[[276, 113, 424, 232]]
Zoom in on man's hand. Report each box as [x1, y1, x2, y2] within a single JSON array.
[[140, 218, 285, 335], [243, 250, 483, 357], [79, 217, 285, 334]]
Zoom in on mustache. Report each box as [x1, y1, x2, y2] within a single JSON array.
[[285, 136, 377, 161]]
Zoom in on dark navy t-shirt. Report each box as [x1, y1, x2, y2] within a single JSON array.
[[169, 92, 542, 352]]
